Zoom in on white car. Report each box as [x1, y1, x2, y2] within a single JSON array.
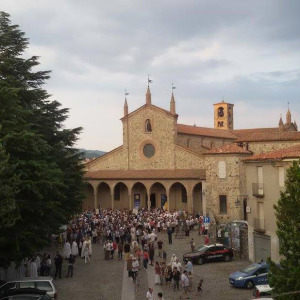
[[253, 284, 272, 298]]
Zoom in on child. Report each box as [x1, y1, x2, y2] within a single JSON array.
[[196, 279, 203, 296]]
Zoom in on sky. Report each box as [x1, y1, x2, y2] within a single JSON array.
[[1, 0, 300, 151]]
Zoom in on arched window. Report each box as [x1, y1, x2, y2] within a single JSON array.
[[218, 161, 226, 178], [218, 107, 224, 117], [145, 119, 152, 132]]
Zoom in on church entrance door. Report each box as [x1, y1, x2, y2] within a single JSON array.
[[150, 193, 156, 208]]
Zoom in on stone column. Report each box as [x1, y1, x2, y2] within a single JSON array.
[[202, 181, 207, 216], [111, 191, 114, 210], [187, 190, 193, 214], [146, 187, 151, 211], [129, 193, 132, 210], [93, 188, 98, 209], [165, 190, 170, 211]]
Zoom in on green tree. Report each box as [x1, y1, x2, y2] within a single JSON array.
[[268, 161, 300, 299], [0, 11, 84, 267]]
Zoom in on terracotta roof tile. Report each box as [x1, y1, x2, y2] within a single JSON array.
[[204, 144, 252, 155], [177, 124, 237, 139], [85, 169, 206, 180], [233, 128, 300, 142], [243, 144, 300, 161]]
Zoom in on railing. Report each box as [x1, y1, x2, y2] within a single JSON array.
[[253, 218, 265, 232], [252, 183, 264, 197]]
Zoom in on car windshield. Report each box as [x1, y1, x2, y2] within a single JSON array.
[[241, 264, 258, 274], [196, 246, 208, 253]]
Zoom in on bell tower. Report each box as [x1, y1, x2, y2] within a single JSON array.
[[213, 100, 234, 130]]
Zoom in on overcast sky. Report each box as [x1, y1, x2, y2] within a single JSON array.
[[2, 0, 300, 151]]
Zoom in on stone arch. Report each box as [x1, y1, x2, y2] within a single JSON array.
[[113, 182, 129, 209], [169, 182, 188, 211], [131, 182, 147, 209], [82, 182, 95, 210], [149, 182, 167, 209], [192, 182, 203, 214], [97, 182, 111, 209]]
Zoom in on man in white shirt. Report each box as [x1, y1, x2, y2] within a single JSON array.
[[146, 288, 154, 300], [180, 270, 190, 299], [132, 257, 139, 282]]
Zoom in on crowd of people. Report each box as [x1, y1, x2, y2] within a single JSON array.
[[19, 207, 207, 299], [58, 207, 206, 299]]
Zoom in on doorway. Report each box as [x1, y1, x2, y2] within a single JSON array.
[[150, 193, 156, 208]]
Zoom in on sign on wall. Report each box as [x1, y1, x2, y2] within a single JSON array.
[[134, 194, 140, 208], [161, 194, 167, 208]]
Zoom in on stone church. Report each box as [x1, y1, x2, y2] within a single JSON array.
[[84, 86, 300, 223]]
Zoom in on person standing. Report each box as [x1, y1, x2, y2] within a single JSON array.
[[66, 254, 75, 277], [149, 244, 155, 266], [118, 242, 123, 261], [172, 266, 180, 291], [54, 252, 63, 279], [63, 241, 71, 259], [180, 270, 190, 299], [84, 243, 90, 264], [185, 259, 193, 274], [204, 235, 210, 245], [146, 288, 154, 300], [190, 238, 195, 252], [143, 250, 149, 269], [45, 255, 52, 276], [154, 261, 161, 285], [157, 240, 163, 258], [167, 227, 173, 244], [71, 240, 78, 257], [132, 257, 139, 282]]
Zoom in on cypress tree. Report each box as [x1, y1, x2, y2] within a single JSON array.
[[0, 11, 84, 267], [268, 161, 300, 299]]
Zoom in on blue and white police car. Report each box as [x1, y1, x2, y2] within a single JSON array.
[[229, 262, 269, 289]]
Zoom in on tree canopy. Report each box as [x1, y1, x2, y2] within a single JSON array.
[[0, 11, 84, 267], [268, 160, 300, 299]]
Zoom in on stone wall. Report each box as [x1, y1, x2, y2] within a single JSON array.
[[248, 141, 300, 155], [176, 133, 232, 152], [175, 145, 206, 169], [205, 155, 247, 223]]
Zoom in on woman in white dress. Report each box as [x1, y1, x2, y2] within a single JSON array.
[[71, 240, 78, 257], [63, 241, 71, 259]]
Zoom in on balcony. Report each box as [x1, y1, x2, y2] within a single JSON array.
[[253, 218, 265, 232], [252, 183, 264, 197]]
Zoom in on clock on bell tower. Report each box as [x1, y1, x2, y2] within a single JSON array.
[[213, 100, 234, 130]]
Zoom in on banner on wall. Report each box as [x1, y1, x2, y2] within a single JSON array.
[[134, 194, 140, 208], [161, 194, 167, 208]]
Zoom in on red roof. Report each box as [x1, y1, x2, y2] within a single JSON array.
[[243, 144, 300, 161], [177, 124, 237, 139], [204, 144, 252, 155], [233, 128, 300, 142], [85, 169, 206, 180]]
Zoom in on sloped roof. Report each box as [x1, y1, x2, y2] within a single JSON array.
[[177, 124, 237, 139], [121, 104, 177, 121], [204, 144, 252, 155], [233, 128, 300, 142], [85, 169, 206, 180], [243, 144, 300, 161]]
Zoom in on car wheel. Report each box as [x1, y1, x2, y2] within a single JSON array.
[[245, 280, 254, 289], [224, 255, 231, 262], [198, 257, 204, 265]]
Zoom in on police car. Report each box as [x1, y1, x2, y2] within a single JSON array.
[[183, 243, 233, 265], [229, 262, 269, 289]]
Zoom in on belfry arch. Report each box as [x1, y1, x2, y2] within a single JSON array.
[[82, 182, 94, 210], [97, 182, 111, 209], [192, 182, 203, 214], [149, 182, 167, 209], [113, 182, 129, 209], [131, 182, 147, 209]]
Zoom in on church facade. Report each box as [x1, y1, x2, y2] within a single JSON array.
[[84, 86, 300, 224]]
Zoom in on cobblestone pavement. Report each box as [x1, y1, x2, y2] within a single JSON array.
[[50, 230, 253, 300]]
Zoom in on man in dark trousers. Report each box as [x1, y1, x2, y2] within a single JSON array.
[[54, 252, 63, 279], [167, 227, 173, 244], [66, 254, 75, 277]]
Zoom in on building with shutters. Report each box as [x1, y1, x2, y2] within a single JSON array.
[[84, 85, 300, 261]]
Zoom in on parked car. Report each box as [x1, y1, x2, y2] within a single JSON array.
[[0, 277, 57, 299], [229, 262, 269, 289], [0, 287, 51, 300], [253, 284, 273, 298], [183, 243, 233, 265]]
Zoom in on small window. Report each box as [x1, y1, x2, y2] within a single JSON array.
[[218, 107, 224, 117], [218, 161, 226, 178], [145, 119, 152, 132], [218, 121, 224, 127], [36, 281, 53, 292], [19, 282, 35, 289], [219, 195, 227, 214]]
